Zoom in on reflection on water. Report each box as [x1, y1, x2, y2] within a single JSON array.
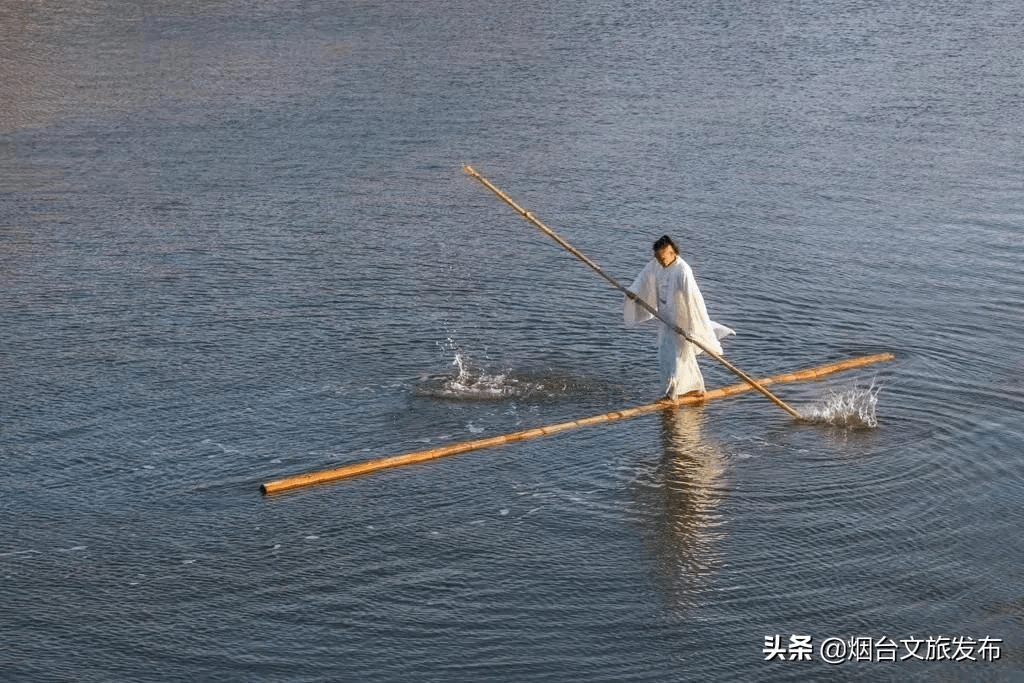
[[635, 407, 727, 616]]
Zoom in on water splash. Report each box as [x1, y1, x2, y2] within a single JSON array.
[[416, 337, 543, 400], [799, 381, 882, 428], [416, 337, 615, 402]]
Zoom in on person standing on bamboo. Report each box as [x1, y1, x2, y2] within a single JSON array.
[[624, 235, 734, 402]]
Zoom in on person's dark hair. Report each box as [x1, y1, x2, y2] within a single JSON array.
[[653, 235, 679, 254]]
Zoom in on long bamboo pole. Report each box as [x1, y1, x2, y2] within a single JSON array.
[[463, 165, 803, 419], [260, 352, 894, 494]]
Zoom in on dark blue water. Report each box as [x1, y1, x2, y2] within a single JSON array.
[[3, 1, 1023, 680]]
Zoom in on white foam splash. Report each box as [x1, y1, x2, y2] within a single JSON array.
[[799, 382, 882, 428], [446, 350, 516, 398], [419, 336, 540, 400], [417, 336, 621, 402]]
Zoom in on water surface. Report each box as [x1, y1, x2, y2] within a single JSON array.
[[3, 1, 1022, 680]]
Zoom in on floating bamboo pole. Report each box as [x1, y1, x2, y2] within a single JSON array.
[[260, 352, 894, 495]]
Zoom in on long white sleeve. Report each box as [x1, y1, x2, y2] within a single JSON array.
[[675, 261, 725, 356], [623, 258, 659, 324]]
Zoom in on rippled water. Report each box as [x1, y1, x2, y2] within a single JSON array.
[[3, 1, 1023, 681]]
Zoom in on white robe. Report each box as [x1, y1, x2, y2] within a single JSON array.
[[624, 257, 735, 398]]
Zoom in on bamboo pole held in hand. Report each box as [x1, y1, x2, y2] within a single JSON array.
[[463, 164, 802, 418]]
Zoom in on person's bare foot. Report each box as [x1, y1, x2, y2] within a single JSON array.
[[657, 390, 706, 405]]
